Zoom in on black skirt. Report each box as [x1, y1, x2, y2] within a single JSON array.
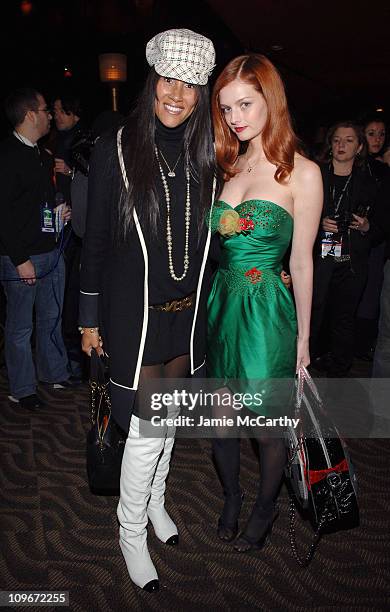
[[142, 305, 195, 365]]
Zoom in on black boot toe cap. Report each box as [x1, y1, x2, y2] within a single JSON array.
[[165, 534, 179, 546], [143, 579, 159, 592]]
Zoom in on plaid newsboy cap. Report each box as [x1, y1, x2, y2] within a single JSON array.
[[146, 28, 215, 86]]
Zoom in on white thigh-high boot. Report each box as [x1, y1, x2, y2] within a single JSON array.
[[117, 415, 165, 592], [147, 432, 178, 545]]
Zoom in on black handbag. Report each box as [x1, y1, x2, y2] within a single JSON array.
[[285, 366, 359, 566], [86, 349, 126, 493]]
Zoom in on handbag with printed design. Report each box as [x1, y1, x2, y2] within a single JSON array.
[[285, 366, 359, 566]]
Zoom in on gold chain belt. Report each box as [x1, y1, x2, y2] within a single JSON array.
[[149, 292, 195, 312]]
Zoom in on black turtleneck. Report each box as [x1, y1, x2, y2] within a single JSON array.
[[148, 117, 203, 303]]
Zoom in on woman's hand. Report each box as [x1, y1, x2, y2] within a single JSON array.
[[349, 213, 369, 233], [81, 329, 104, 356], [55, 157, 73, 177], [296, 337, 310, 373], [62, 204, 72, 223], [322, 216, 338, 233], [281, 270, 292, 289]]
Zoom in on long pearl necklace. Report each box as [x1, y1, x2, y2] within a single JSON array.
[[155, 146, 191, 282]]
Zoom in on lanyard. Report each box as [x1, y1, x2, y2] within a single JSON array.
[[331, 173, 352, 216]]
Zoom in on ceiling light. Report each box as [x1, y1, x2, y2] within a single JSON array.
[[376, 108, 384, 112], [20, 0, 33, 16], [271, 44, 284, 51]]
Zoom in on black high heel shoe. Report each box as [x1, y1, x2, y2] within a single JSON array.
[[233, 504, 278, 553], [217, 492, 244, 542]]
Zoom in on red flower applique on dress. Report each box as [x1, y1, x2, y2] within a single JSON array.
[[245, 267, 262, 284], [239, 218, 255, 231]]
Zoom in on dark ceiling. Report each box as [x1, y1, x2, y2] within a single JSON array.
[[0, 0, 389, 139], [207, 0, 390, 125]]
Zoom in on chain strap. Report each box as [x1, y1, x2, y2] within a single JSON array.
[[297, 365, 322, 409], [288, 498, 327, 567], [286, 432, 305, 469], [286, 366, 336, 567], [90, 380, 112, 448], [90, 381, 98, 423]]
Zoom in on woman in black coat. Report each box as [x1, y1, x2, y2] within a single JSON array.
[[310, 121, 377, 376], [79, 29, 217, 592], [355, 116, 390, 358]]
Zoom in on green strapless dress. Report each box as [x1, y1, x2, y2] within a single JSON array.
[[207, 200, 297, 415]]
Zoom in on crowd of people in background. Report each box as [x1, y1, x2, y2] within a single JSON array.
[[1, 88, 388, 399], [310, 114, 390, 378], [0, 29, 389, 595], [0, 90, 123, 407]]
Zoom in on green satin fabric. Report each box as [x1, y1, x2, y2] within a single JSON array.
[[207, 200, 297, 415]]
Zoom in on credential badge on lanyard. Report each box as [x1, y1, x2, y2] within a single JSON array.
[[40, 202, 55, 233], [321, 173, 352, 258]]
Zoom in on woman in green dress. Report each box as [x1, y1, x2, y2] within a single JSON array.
[[207, 54, 323, 552]]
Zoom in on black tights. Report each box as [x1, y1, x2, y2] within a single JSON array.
[[212, 434, 286, 511], [133, 354, 190, 421]]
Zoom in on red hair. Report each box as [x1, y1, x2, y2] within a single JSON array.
[[212, 54, 299, 183]]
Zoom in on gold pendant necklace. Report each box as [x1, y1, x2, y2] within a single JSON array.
[[155, 147, 191, 282], [246, 152, 258, 173], [158, 148, 182, 178], [246, 151, 266, 173]]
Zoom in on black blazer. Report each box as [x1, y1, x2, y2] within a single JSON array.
[[79, 127, 216, 432]]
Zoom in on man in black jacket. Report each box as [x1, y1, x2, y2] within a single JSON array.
[[53, 93, 86, 201], [53, 93, 88, 378], [0, 88, 71, 409]]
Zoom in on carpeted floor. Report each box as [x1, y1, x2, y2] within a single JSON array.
[[0, 368, 389, 612]]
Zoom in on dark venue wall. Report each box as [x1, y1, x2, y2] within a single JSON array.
[[0, 0, 389, 144], [0, 0, 242, 137]]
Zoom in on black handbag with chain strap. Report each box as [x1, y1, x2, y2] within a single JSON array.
[[86, 349, 126, 493], [284, 366, 359, 566]]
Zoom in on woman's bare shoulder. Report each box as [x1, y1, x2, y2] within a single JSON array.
[[291, 154, 323, 211], [292, 153, 321, 181]]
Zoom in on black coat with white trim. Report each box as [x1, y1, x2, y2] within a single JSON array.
[[79, 126, 215, 432]]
